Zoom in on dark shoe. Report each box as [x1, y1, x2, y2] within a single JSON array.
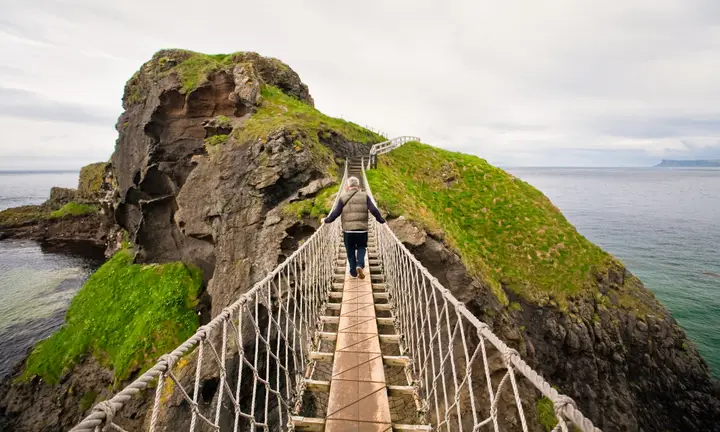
[[357, 267, 365, 279]]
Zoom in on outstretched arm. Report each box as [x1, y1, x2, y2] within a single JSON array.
[[367, 197, 386, 224], [324, 200, 344, 223]]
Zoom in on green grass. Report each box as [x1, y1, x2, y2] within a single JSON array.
[[204, 134, 229, 147], [536, 397, 558, 431], [235, 85, 383, 147], [172, 53, 236, 93], [79, 391, 98, 412], [283, 184, 339, 220], [22, 248, 203, 384], [366, 142, 614, 306], [0, 205, 49, 227], [214, 115, 233, 129], [49, 202, 98, 219]]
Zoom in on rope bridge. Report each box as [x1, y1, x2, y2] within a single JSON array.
[[72, 141, 601, 432]]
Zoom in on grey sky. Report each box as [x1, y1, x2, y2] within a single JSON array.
[[1, 0, 719, 169]]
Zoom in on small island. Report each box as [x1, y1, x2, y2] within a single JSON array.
[[655, 159, 720, 167]]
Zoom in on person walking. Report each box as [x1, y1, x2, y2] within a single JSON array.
[[323, 176, 386, 279]]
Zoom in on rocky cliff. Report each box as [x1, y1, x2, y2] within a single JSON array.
[[1, 49, 383, 431]]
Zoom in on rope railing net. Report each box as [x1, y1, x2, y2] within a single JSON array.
[[361, 161, 601, 432], [71, 164, 349, 432]]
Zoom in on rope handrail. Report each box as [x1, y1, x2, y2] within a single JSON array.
[[366, 136, 421, 169], [71, 163, 349, 432], [361, 159, 601, 432]]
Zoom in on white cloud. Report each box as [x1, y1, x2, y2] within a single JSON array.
[[0, 0, 719, 169]]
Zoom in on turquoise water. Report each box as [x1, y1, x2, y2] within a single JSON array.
[[508, 167, 720, 377], [0, 172, 102, 379]]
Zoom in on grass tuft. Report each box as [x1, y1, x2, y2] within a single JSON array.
[[21, 248, 203, 384], [536, 397, 558, 431], [49, 202, 98, 219], [283, 185, 338, 221], [204, 134, 229, 147], [172, 53, 236, 93]]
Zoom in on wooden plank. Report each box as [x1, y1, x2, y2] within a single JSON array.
[[379, 334, 402, 343], [320, 316, 339, 324], [304, 380, 331, 392], [374, 292, 389, 300], [374, 303, 392, 311], [309, 351, 334, 363], [393, 424, 432, 431], [388, 385, 416, 397], [383, 355, 411, 367], [328, 291, 343, 299], [291, 416, 325, 431], [377, 316, 395, 326], [325, 303, 341, 311], [318, 331, 337, 341]]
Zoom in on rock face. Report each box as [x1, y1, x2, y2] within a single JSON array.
[[0, 50, 380, 432], [390, 218, 720, 432], [112, 50, 315, 270]]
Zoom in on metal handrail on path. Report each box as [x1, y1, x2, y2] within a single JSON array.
[[366, 136, 421, 169]]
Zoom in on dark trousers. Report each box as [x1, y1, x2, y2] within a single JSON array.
[[343, 232, 368, 277]]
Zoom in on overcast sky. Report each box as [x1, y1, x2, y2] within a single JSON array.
[[1, 0, 719, 169]]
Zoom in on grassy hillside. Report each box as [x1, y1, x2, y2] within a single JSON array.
[[22, 248, 202, 384], [367, 142, 620, 306]]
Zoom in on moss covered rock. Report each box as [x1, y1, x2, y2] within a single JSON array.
[[76, 162, 109, 203]]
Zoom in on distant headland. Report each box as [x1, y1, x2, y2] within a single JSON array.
[[655, 159, 720, 167]]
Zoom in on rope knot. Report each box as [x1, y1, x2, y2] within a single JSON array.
[[93, 400, 117, 431], [502, 348, 520, 366], [159, 354, 176, 372], [197, 325, 211, 340], [476, 322, 490, 337], [552, 395, 577, 417]]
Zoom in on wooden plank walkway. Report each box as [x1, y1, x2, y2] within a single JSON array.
[[325, 264, 393, 432]]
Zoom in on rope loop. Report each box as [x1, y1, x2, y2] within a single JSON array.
[[502, 347, 520, 367], [93, 401, 116, 431]]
